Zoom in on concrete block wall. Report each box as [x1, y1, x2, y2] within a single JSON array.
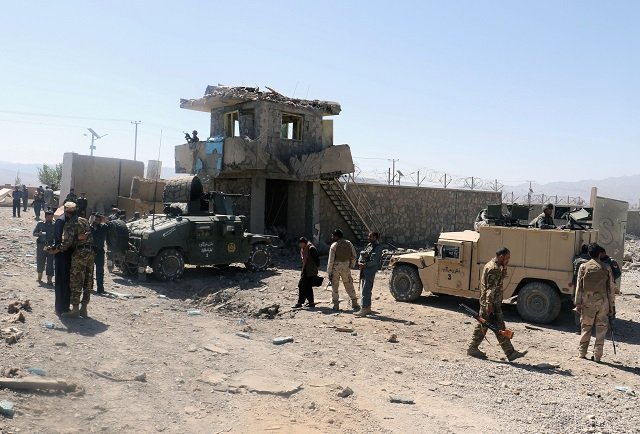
[[213, 177, 252, 219], [323, 183, 501, 247], [60, 153, 144, 215]]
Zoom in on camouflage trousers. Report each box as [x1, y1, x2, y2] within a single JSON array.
[[70, 249, 95, 305], [330, 261, 358, 304], [579, 297, 609, 360], [469, 304, 515, 356]]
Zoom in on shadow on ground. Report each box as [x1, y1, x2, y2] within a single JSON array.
[[57, 317, 109, 337]]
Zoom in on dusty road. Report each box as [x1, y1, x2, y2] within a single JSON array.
[[1, 207, 639, 434]]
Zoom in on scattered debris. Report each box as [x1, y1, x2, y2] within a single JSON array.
[[26, 367, 46, 377], [336, 327, 354, 333], [2, 312, 25, 323], [44, 321, 55, 329], [524, 325, 544, 331], [388, 333, 399, 343], [0, 400, 15, 417], [0, 377, 76, 392], [273, 336, 294, 345], [187, 309, 202, 316], [203, 344, 229, 355], [390, 396, 415, 405], [255, 304, 280, 319], [7, 300, 31, 314], [236, 332, 251, 339], [83, 368, 146, 383], [338, 386, 354, 398], [534, 363, 561, 370], [1, 327, 24, 344], [393, 367, 403, 374], [615, 386, 634, 394]]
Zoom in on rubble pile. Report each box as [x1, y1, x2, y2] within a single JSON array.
[[183, 85, 341, 115], [623, 234, 640, 271]]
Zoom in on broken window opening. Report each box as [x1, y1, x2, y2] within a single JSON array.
[[224, 111, 240, 138], [280, 113, 303, 141]]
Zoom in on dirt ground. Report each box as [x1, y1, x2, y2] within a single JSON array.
[[1, 207, 639, 434]]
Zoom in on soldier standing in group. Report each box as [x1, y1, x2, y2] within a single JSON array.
[[575, 243, 616, 362], [64, 188, 78, 204], [76, 192, 88, 218], [533, 203, 556, 229], [91, 213, 109, 295], [293, 237, 319, 309], [12, 186, 22, 217], [50, 202, 94, 319], [327, 229, 360, 312], [21, 185, 28, 212], [52, 204, 72, 315], [33, 186, 44, 220], [467, 247, 528, 361], [33, 210, 55, 286], [43, 185, 54, 210], [355, 231, 384, 317]]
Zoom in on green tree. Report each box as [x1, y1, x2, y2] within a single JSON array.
[[37, 163, 63, 188]]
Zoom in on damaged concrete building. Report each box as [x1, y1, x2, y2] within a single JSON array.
[[176, 85, 357, 242]]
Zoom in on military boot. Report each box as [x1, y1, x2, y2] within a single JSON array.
[[37, 272, 43, 284], [351, 299, 361, 312], [507, 350, 528, 362], [355, 307, 372, 317], [332, 302, 340, 311], [61, 305, 81, 319], [467, 347, 488, 359], [46, 276, 53, 287], [79, 303, 89, 318]]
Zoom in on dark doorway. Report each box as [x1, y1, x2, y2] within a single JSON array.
[[265, 180, 288, 231]]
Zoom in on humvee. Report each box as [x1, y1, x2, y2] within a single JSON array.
[[108, 176, 273, 281], [388, 225, 599, 323]]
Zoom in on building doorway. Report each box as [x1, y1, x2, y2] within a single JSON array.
[[265, 180, 288, 234]]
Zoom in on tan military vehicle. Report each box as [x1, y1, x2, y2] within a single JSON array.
[[388, 225, 599, 323]]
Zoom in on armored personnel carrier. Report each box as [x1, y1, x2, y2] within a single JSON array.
[[108, 176, 273, 281]]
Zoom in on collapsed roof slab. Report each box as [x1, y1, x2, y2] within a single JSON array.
[[180, 85, 341, 116]]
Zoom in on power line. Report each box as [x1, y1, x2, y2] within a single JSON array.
[[0, 108, 131, 123]]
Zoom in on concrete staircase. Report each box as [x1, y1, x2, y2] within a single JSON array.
[[320, 175, 383, 244]]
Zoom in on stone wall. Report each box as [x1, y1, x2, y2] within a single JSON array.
[[628, 211, 640, 236], [326, 183, 501, 247]]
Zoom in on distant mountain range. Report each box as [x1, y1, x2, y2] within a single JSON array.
[[1, 160, 637, 208]]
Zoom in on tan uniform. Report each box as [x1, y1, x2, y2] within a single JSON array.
[[575, 259, 614, 361], [327, 239, 358, 305], [469, 259, 516, 356]]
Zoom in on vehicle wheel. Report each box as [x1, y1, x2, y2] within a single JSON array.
[[246, 244, 271, 272], [152, 248, 185, 281], [389, 264, 423, 302], [517, 282, 561, 324]]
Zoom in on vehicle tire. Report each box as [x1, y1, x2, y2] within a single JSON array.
[[389, 264, 423, 302], [152, 248, 185, 281], [246, 244, 271, 272], [517, 281, 561, 324]]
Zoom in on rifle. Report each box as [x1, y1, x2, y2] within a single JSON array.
[[609, 314, 617, 355], [459, 303, 514, 339]]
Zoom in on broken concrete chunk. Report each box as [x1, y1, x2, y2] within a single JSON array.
[[236, 332, 251, 339], [273, 336, 294, 345], [203, 344, 229, 355], [390, 396, 415, 405], [0, 400, 15, 417], [338, 386, 353, 398], [335, 327, 354, 333], [388, 334, 399, 343]]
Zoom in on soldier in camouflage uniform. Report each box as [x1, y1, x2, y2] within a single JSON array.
[[575, 243, 615, 362], [327, 229, 360, 312], [467, 247, 528, 361], [355, 231, 384, 317], [533, 203, 556, 229], [56, 202, 95, 319]]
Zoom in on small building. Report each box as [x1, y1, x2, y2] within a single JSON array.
[[175, 85, 355, 242]]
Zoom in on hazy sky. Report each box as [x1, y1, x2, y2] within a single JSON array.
[[1, 1, 638, 185]]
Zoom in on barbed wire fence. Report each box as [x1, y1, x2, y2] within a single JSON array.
[[351, 161, 585, 205]]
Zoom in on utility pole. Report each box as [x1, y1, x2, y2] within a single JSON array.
[[131, 121, 142, 161], [388, 159, 399, 185]]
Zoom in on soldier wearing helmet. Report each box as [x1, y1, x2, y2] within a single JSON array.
[[533, 203, 556, 229]]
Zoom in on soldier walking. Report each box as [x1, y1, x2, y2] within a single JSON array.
[[53, 202, 95, 319], [575, 243, 616, 362], [293, 237, 319, 309], [467, 247, 528, 361], [33, 210, 55, 286], [327, 229, 360, 312], [91, 213, 109, 294], [11, 186, 21, 217], [33, 186, 45, 220], [355, 231, 384, 317]]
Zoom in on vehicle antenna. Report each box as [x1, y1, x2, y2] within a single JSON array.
[[151, 129, 162, 230]]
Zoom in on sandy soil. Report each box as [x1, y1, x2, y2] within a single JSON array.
[[1, 207, 639, 434]]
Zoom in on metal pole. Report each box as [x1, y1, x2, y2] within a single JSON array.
[[131, 121, 142, 161], [90, 135, 95, 156], [392, 160, 396, 185]]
